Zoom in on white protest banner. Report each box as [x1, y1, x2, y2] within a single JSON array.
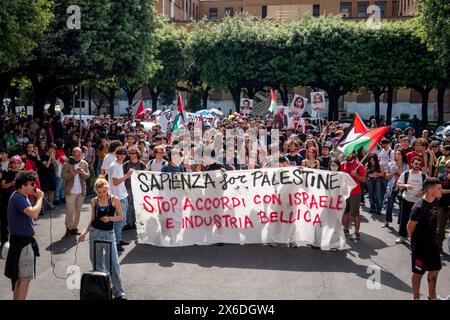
[[131, 167, 356, 249]]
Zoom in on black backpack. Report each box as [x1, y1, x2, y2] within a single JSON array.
[[399, 170, 426, 196]]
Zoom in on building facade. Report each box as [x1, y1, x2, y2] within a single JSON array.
[[198, 0, 410, 21], [156, 0, 201, 21]]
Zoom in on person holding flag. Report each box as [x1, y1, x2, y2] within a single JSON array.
[[341, 150, 366, 242], [172, 93, 185, 133], [338, 124, 390, 241]]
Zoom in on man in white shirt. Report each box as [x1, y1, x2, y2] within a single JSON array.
[[61, 147, 90, 238], [110, 147, 132, 252], [376, 138, 395, 204], [396, 156, 427, 244], [100, 140, 123, 178]]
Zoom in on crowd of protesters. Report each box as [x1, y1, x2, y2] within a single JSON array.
[[0, 109, 449, 300]]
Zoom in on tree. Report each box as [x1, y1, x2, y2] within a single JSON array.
[[21, 0, 157, 117], [0, 0, 52, 103], [146, 19, 190, 112], [362, 23, 417, 125], [192, 15, 275, 112], [400, 21, 439, 125], [298, 17, 367, 120], [417, 0, 450, 125]]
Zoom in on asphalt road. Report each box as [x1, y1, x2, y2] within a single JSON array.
[[1, 195, 449, 300]]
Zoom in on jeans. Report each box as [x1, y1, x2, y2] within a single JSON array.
[[399, 198, 415, 238], [380, 177, 388, 204], [126, 192, 135, 226], [114, 198, 128, 244], [89, 228, 125, 298], [55, 177, 65, 201], [385, 189, 398, 223], [366, 178, 383, 214]]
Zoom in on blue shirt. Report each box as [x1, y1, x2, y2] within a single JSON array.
[[7, 191, 35, 237]]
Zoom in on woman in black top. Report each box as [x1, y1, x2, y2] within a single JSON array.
[[0, 156, 22, 246], [78, 177, 127, 300], [38, 143, 57, 208], [365, 154, 385, 215]]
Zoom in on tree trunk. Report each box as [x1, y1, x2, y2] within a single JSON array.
[[386, 87, 394, 126], [150, 89, 159, 112], [327, 90, 339, 121], [437, 85, 446, 126], [371, 87, 383, 124], [246, 87, 256, 100], [88, 86, 92, 115], [229, 85, 241, 113], [30, 75, 54, 118], [48, 93, 57, 115], [417, 87, 432, 126], [108, 88, 116, 117], [201, 89, 209, 109], [277, 85, 289, 106], [0, 73, 11, 108], [124, 86, 139, 107]]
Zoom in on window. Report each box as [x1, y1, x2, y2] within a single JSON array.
[[312, 4, 320, 17], [340, 2, 352, 17], [262, 5, 267, 19], [357, 2, 369, 17], [375, 1, 386, 17], [209, 8, 218, 20], [392, 0, 398, 16], [170, 0, 175, 18], [225, 7, 234, 17]]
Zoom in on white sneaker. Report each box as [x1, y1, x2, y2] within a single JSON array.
[[395, 237, 406, 244], [428, 296, 446, 300]]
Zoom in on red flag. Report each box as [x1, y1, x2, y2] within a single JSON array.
[[135, 99, 144, 118], [177, 93, 184, 113]]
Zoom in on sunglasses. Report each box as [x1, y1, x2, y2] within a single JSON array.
[[128, 153, 137, 155], [330, 164, 338, 168]]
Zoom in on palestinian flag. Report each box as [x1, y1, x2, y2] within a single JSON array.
[[268, 89, 277, 112], [339, 113, 368, 145], [172, 93, 185, 132], [338, 126, 389, 156]]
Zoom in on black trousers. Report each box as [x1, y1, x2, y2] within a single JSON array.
[[399, 198, 415, 238]]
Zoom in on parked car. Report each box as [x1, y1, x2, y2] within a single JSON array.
[[431, 121, 450, 141], [388, 120, 424, 138]]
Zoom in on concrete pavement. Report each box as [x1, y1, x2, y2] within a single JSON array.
[[1, 195, 449, 300]]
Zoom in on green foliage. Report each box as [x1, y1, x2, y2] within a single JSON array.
[[416, 0, 450, 78], [146, 18, 190, 95], [0, 0, 53, 73]]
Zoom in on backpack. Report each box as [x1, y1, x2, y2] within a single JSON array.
[[147, 158, 168, 170], [400, 170, 426, 196]]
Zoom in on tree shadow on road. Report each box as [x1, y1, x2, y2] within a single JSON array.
[[120, 242, 412, 293]]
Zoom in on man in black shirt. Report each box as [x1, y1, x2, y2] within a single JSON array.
[[437, 161, 450, 251], [318, 144, 331, 170], [407, 178, 443, 300]]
